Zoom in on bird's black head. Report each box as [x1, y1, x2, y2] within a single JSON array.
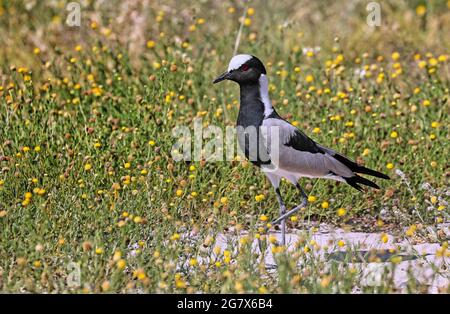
[[213, 54, 266, 85]]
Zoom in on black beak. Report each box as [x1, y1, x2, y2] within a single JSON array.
[[213, 71, 230, 84]]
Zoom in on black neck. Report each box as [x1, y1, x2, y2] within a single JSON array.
[[237, 83, 265, 128]]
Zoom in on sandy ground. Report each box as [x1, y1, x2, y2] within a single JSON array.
[[213, 223, 450, 293]]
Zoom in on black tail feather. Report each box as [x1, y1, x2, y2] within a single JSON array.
[[345, 175, 380, 191], [333, 153, 390, 180]]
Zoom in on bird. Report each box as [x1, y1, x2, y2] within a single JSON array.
[[213, 54, 390, 245]]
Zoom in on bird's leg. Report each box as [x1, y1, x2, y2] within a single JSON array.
[[271, 183, 308, 227], [274, 187, 287, 245]]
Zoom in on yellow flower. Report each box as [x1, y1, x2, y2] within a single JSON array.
[[247, 7, 255, 16], [134, 269, 147, 281], [390, 131, 398, 139], [430, 196, 437, 204], [405, 225, 416, 237], [239, 236, 249, 245], [422, 99, 430, 106], [337, 240, 345, 247], [390, 256, 402, 264], [117, 259, 127, 270], [171, 233, 180, 241], [337, 208, 346, 216], [290, 216, 298, 222], [386, 163, 394, 170], [415, 5, 426, 16], [260, 214, 268, 221], [391, 52, 400, 61], [258, 286, 268, 294], [305, 74, 314, 83], [381, 233, 389, 243], [33, 47, 41, 55], [428, 58, 438, 67], [133, 216, 142, 223], [175, 279, 187, 289], [220, 197, 228, 205], [320, 276, 331, 288], [418, 60, 427, 68], [255, 194, 265, 202], [176, 189, 183, 197], [313, 127, 321, 134], [431, 121, 440, 128], [112, 250, 122, 262], [189, 258, 198, 267], [243, 18, 252, 26], [146, 40, 155, 48], [268, 235, 277, 244], [321, 201, 329, 209], [95, 248, 104, 255], [307, 195, 316, 203], [84, 163, 92, 171], [272, 245, 285, 254], [438, 55, 448, 62]]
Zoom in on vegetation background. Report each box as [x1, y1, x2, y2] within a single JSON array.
[[0, 0, 448, 293]]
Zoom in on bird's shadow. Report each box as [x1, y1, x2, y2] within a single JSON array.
[[265, 249, 423, 270], [325, 249, 422, 263]]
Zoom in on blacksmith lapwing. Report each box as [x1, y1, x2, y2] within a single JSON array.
[[214, 54, 389, 245]]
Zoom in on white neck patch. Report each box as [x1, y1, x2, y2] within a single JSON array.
[[227, 54, 253, 72], [259, 74, 273, 117]]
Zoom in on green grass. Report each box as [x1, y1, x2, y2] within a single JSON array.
[[0, 0, 449, 293]]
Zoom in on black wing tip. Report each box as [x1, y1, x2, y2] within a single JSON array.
[[345, 175, 381, 191], [331, 153, 390, 180], [360, 167, 390, 180]]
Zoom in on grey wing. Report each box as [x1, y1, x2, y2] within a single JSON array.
[[262, 118, 354, 178]]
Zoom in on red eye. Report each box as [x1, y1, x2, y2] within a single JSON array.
[[241, 64, 249, 71]]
